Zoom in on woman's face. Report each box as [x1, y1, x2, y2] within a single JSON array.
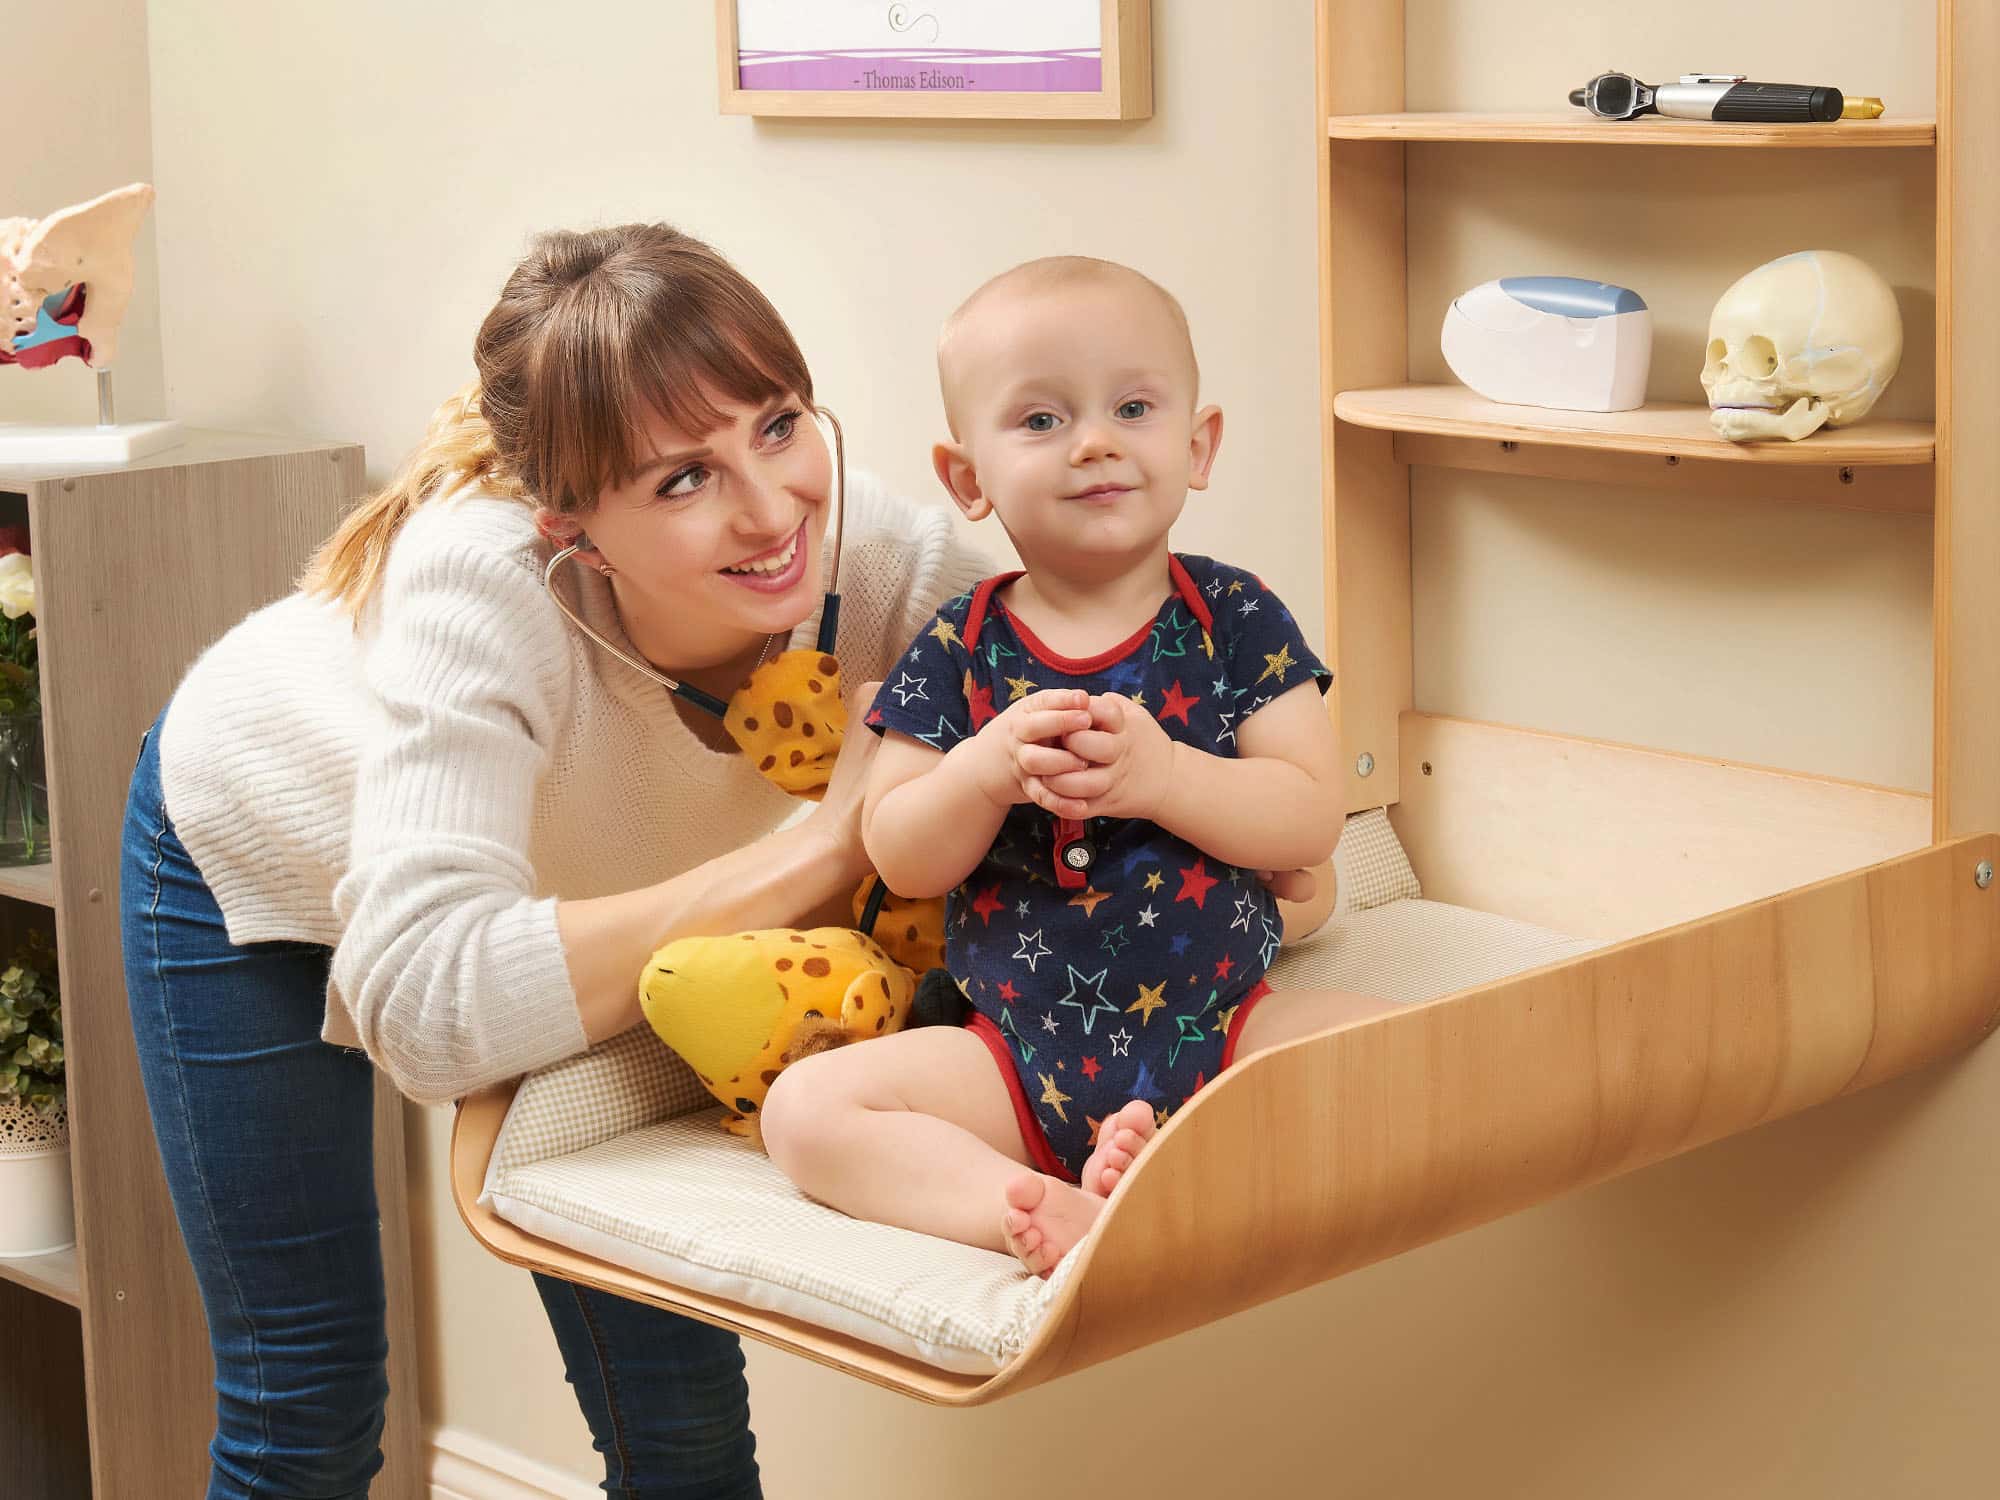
[[570, 390, 833, 671]]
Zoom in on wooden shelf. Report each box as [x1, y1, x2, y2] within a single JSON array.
[[0, 1246, 80, 1307], [0, 860, 56, 907], [1334, 385, 1936, 467], [1328, 112, 1938, 147]]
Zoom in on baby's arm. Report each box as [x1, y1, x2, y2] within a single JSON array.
[[1052, 681, 1344, 873], [863, 689, 1097, 898]]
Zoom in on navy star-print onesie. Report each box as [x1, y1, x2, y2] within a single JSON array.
[[867, 555, 1331, 1180]]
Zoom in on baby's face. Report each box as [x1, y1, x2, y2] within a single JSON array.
[[944, 278, 1210, 571]]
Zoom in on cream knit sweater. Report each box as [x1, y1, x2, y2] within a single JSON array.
[[158, 472, 991, 1104]]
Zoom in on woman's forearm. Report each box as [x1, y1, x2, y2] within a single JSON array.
[[1153, 743, 1344, 873], [863, 740, 1010, 899], [558, 812, 866, 1044]]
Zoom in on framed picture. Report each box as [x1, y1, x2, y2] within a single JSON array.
[[716, 0, 1152, 120]]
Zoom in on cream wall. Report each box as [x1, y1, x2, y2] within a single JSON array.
[[1, 0, 165, 425], [136, 3, 1998, 1499]]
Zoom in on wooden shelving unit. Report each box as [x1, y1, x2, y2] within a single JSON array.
[[0, 1245, 81, 1306], [0, 860, 57, 907], [1328, 111, 1938, 147], [0, 433, 423, 1497], [1333, 384, 1936, 466]]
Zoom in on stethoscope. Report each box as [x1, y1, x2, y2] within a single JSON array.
[[541, 406, 849, 720]]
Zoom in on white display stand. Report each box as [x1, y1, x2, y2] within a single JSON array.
[[0, 419, 183, 465]]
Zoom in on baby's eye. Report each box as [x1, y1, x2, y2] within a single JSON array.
[[1023, 412, 1060, 433], [1116, 399, 1151, 420]]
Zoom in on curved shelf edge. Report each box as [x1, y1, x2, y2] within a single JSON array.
[[452, 836, 2000, 1403], [1329, 112, 1938, 148], [1334, 386, 1935, 467]]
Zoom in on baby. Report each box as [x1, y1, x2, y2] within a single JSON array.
[[759, 256, 1395, 1276]]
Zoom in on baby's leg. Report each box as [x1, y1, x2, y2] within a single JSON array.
[[1232, 985, 1403, 1059], [761, 1026, 1101, 1267]]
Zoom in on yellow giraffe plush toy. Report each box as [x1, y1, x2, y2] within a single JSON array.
[[638, 645, 951, 1130], [640, 927, 918, 1137]]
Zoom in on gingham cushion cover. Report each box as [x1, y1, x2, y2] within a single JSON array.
[[484, 823, 1598, 1373]]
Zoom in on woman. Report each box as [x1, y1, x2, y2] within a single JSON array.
[[118, 222, 991, 1499]]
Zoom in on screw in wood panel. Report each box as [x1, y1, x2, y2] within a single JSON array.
[[1498, 440, 1517, 453], [1838, 466, 1856, 485], [61, 479, 75, 492], [1356, 751, 1375, 777], [1664, 455, 1680, 467], [1421, 761, 1433, 776], [1977, 860, 1993, 890], [87, 888, 102, 903]]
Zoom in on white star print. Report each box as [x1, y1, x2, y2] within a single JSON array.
[[1016, 900, 1030, 917], [1041, 1012, 1058, 1033], [1259, 916, 1282, 968], [1231, 892, 1259, 933], [1012, 928, 1052, 972], [890, 671, 928, 706], [1137, 905, 1159, 928], [1238, 597, 1260, 616], [1215, 707, 1238, 746], [1109, 1028, 1133, 1057], [1205, 578, 1224, 599]]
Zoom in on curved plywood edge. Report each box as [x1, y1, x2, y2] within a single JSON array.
[[454, 836, 2000, 1404], [1003, 834, 2000, 1388], [448, 1088, 990, 1405], [1333, 385, 1936, 466]]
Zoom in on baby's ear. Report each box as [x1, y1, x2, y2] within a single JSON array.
[[933, 441, 992, 520], [1187, 404, 1225, 492]]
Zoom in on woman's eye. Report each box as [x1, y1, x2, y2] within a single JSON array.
[[1116, 399, 1151, 420], [659, 464, 710, 500], [764, 409, 801, 443], [1024, 412, 1060, 433]]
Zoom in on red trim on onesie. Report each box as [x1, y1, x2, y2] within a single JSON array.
[[966, 1012, 1077, 1183], [1217, 979, 1274, 1069]]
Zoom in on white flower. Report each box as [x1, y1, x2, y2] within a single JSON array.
[[0, 553, 32, 621]]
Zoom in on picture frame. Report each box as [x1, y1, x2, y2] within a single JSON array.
[[715, 0, 1152, 120]]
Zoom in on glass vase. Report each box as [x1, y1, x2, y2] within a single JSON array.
[[0, 709, 49, 866]]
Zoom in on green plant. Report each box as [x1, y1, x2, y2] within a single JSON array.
[[0, 936, 62, 1117]]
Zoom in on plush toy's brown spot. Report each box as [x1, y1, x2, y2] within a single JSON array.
[[875, 1016, 886, 1031], [759, 755, 777, 772], [740, 933, 756, 941], [818, 655, 838, 675], [789, 750, 805, 767], [888, 1006, 897, 1019], [789, 934, 805, 943], [905, 924, 920, 942], [802, 957, 832, 978], [807, 678, 824, 695], [802, 721, 815, 738], [761, 1069, 779, 1086], [775, 957, 793, 971], [742, 716, 759, 733], [878, 977, 890, 996], [773, 701, 795, 729]]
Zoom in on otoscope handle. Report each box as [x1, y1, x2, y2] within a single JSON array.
[[1656, 80, 1844, 122]]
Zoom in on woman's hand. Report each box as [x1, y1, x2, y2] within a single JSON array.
[[809, 679, 885, 884]]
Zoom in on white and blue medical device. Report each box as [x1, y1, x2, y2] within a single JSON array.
[[1440, 276, 1653, 413]]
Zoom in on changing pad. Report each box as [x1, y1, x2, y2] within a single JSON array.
[[481, 814, 1601, 1374]]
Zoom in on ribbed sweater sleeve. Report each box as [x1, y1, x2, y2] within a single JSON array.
[[329, 506, 586, 1104]]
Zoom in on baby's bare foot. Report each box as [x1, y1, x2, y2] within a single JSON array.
[[1078, 1099, 1157, 1198], [1001, 1172, 1104, 1278]]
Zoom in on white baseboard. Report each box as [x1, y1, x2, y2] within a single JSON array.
[[429, 1426, 602, 1500]]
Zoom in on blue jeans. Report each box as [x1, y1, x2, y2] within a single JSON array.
[[119, 715, 762, 1499]]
